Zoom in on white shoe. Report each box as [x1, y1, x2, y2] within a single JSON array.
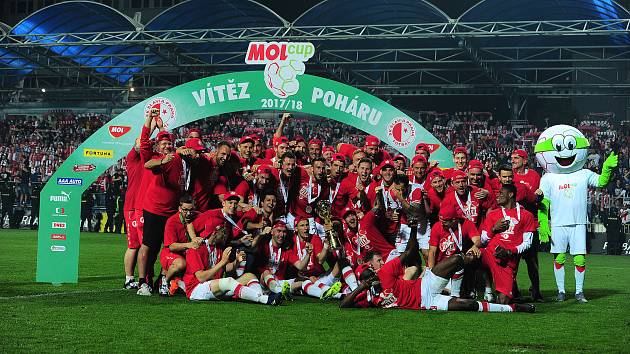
[[137, 283, 152, 296], [158, 276, 169, 296]]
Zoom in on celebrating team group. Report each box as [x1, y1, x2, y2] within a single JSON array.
[[121, 110, 580, 313]]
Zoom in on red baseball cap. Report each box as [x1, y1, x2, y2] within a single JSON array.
[[201, 217, 226, 238], [293, 135, 305, 143], [453, 147, 468, 156], [185, 138, 206, 151], [393, 154, 407, 163], [309, 138, 322, 147], [331, 153, 346, 163], [439, 203, 462, 220], [364, 135, 380, 147], [322, 146, 334, 154], [341, 207, 357, 217], [355, 263, 372, 279], [426, 169, 444, 185], [377, 159, 395, 171], [239, 135, 255, 145], [412, 155, 428, 166], [294, 216, 309, 227], [256, 164, 273, 176], [467, 159, 484, 171], [451, 170, 467, 181], [223, 191, 241, 201], [512, 149, 528, 159], [273, 136, 289, 147], [416, 143, 430, 154], [272, 219, 287, 229], [156, 131, 173, 143], [249, 134, 261, 141], [187, 128, 201, 137]]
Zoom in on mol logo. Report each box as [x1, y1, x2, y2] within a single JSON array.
[[51, 234, 66, 240], [52, 221, 67, 229], [387, 117, 416, 148], [73, 164, 96, 172], [108, 125, 131, 138], [245, 41, 315, 98], [50, 191, 72, 202]]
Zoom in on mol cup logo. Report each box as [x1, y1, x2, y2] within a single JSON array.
[[145, 97, 176, 130], [245, 41, 315, 98], [57, 177, 83, 186], [84, 148, 113, 159], [387, 117, 416, 148], [50, 191, 72, 203], [73, 164, 96, 172], [108, 125, 131, 138], [52, 221, 67, 229]]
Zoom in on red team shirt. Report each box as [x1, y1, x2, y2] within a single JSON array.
[[160, 212, 196, 268], [481, 206, 537, 268], [292, 235, 325, 277], [356, 211, 395, 258], [355, 257, 421, 309], [257, 240, 299, 280], [429, 219, 479, 264], [183, 243, 224, 299], [124, 148, 143, 212], [440, 186, 494, 227]]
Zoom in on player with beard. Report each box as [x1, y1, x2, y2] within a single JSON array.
[[292, 217, 345, 300], [158, 195, 202, 296], [441, 170, 494, 228], [511, 149, 544, 301], [327, 153, 346, 210], [291, 157, 330, 238], [242, 164, 276, 207], [257, 220, 311, 297], [467, 159, 494, 196], [273, 151, 309, 229], [410, 155, 429, 189], [238, 191, 277, 237], [490, 164, 541, 300], [480, 184, 537, 304], [307, 138, 323, 163], [366, 160, 399, 238], [443, 147, 469, 181], [338, 207, 362, 268], [347, 149, 367, 174], [137, 111, 194, 296], [426, 170, 447, 224], [332, 157, 372, 217], [184, 223, 284, 305], [237, 135, 256, 171], [428, 204, 481, 298], [181, 137, 213, 212], [392, 154, 408, 175]]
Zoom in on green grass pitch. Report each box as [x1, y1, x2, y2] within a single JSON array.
[[2, 230, 629, 353]]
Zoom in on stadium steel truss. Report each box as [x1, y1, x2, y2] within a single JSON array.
[[0, 0, 629, 114]]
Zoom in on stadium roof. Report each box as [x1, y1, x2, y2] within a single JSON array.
[[1, 0, 629, 104]]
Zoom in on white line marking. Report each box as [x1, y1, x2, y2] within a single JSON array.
[[0, 288, 124, 300]]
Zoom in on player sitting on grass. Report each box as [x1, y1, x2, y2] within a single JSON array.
[[480, 184, 537, 304], [157, 195, 202, 296], [341, 206, 535, 313], [184, 223, 283, 305]]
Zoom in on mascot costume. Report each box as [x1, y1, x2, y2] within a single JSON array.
[[535, 125, 617, 303]]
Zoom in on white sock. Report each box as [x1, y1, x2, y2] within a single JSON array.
[[263, 274, 282, 293], [236, 261, 246, 277], [341, 266, 359, 291], [125, 275, 135, 282], [450, 270, 464, 297], [302, 280, 324, 298], [477, 301, 514, 312], [575, 266, 585, 294], [236, 284, 267, 304], [554, 262, 565, 293], [247, 280, 263, 296]]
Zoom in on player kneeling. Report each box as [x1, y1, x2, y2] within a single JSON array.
[[340, 207, 534, 313], [184, 223, 283, 305]]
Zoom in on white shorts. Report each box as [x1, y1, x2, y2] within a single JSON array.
[[189, 282, 217, 301], [396, 224, 431, 253], [550, 224, 587, 255], [420, 269, 451, 311]]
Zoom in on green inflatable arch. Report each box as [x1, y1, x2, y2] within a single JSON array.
[[37, 71, 453, 284]]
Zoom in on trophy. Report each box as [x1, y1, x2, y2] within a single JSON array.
[[315, 200, 341, 249]]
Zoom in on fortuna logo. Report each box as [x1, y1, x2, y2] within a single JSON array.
[[52, 221, 67, 229], [108, 125, 131, 138], [144, 97, 176, 130], [387, 117, 416, 148], [83, 149, 113, 158], [245, 41, 314, 98], [50, 191, 71, 202]]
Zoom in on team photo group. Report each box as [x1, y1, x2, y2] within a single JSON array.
[[122, 109, 617, 313]]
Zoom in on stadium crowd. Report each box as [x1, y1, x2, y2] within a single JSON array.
[[0, 108, 627, 311]]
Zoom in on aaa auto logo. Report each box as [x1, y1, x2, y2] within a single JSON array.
[[108, 125, 131, 138], [387, 117, 416, 148], [144, 97, 176, 130]]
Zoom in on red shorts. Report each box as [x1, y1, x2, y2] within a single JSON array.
[[160, 248, 184, 271], [134, 210, 144, 245], [481, 247, 517, 298], [125, 209, 141, 249]]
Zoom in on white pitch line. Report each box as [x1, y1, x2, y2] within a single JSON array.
[[0, 288, 124, 300]]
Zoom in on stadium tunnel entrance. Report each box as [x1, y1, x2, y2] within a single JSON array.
[[36, 71, 452, 284]]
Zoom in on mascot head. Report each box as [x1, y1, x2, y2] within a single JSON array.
[[535, 124, 590, 174]]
